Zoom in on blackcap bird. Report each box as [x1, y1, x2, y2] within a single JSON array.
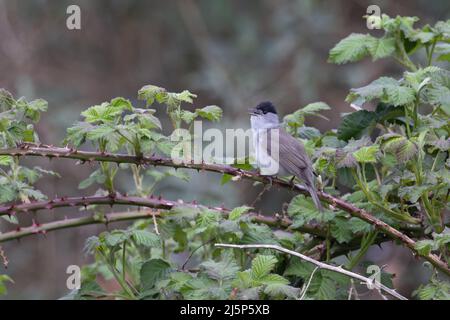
[[249, 101, 323, 211]]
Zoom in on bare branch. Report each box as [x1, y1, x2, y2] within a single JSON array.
[[0, 210, 159, 242], [215, 243, 408, 300]]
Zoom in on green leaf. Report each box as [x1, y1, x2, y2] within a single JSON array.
[[86, 124, 116, 141], [241, 223, 278, 245], [310, 276, 337, 300], [259, 273, 290, 286], [64, 121, 93, 147], [398, 185, 429, 203], [414, 240, 434, 256], [264, 283, 299, 299], [26, 99, 48, 121], [284, 102, 330, 129], [0, 156, 12, 166], [298, 126, 322, 140], [434, 233, 450, 249], [288, 194, 333, 226], [435, 43, 450, 62], [175, 90, 197, 104], [380, 134, 418, 162], [367, 37, 396, 60], [180, 110, 197, 124], [110, 97, 133, 111], [68, 280, 105, 300], [103, 230, 129, 247], [140, 259, 171, 291], [1, 214, 19, 225], [131, 230, 160, 248], [200, 258, 240, 281], [78, 170, 106, 189], [346, 77, 416, 107], [426, 83, 450, 108], [138, 85, 167, 106], [337, 110, 377, 141], [196, 105, 223, 121], [0, 275, 14, 296], [353, 145, 380, 163], [284, 259, 316, 279], [330, 218, 353, 244], [434, 19, 450, 38], [0, 89, 15, 109], [301, 102, 331, 114], [413, 279, 450, 300], [328, 33, 374, 64], [229, 206, 252, 220], [81, 102, 122, 123], [251, 255, 277, 279], [348, 217, 373, 233]]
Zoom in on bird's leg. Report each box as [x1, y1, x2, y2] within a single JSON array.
[[282, 202, 290, 219], [267, 175, 273, 187], [251, 175, 273, 207], [289, 175, 296, 190]]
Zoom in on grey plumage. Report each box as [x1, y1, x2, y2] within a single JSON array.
[[272, 128, 323, 211], [249, 101, 323, 211]]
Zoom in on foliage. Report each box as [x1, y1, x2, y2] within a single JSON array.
[[0, 14, 449, 300]]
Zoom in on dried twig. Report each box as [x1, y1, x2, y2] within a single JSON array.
[[0, 245, 8, 268], [215, 243, 408, 300]]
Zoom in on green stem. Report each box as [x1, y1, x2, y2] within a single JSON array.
[[131, 165, 143, 196], [346, 231, 378, 270], [431, 151, 440, 172], [427, 40, 437, 66], [122, 240, 127, 286], [395, 31, 417, 72], [326, 225, 331, 262], [115, 129, 135, 148], [351, 168, 418, 224], [404, 105, 412, 138], [98, 249, 136, 299]]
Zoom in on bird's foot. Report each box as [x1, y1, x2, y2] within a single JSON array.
[[289, 176, 296, 190]]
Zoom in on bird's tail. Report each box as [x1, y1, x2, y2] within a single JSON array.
[[306, 185, 323, 212]]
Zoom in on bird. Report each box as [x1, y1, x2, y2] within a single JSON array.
[[248, 101, 323, 211]]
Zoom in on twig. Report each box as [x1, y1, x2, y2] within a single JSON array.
[[0, 144, 447, 276], [0, 210, 158, 243], [299, 266, 319, 300], [0, 245, 8, 268], [181, 239, 215, 270], [152, 210, 160, 235], [214, 243, 408, 300], [251, 182, 272, 207]]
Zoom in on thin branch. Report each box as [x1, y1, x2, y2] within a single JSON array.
[[215, 243, 408, 300], [299, 266, 319, 300], [0, 194, 324, 243], [0, 144, 447, 276], [0, 210, 157, 243], [0, 245, 8, 268]]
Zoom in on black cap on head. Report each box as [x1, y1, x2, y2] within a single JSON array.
[[256, 101, 277, 114]]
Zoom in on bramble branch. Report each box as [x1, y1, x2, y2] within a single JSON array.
[[0, 143, 449, 277], [0, 210, 158, 243], [215, 243, 408, 300], [0, 193, 324, 242]]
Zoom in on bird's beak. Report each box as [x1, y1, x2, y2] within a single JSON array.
[[248, 107, 258, 115]]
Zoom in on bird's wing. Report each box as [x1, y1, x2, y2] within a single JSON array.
[[266, 128, 311, 178]]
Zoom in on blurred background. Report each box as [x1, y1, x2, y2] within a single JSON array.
[[0, 0, 448, 299]]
